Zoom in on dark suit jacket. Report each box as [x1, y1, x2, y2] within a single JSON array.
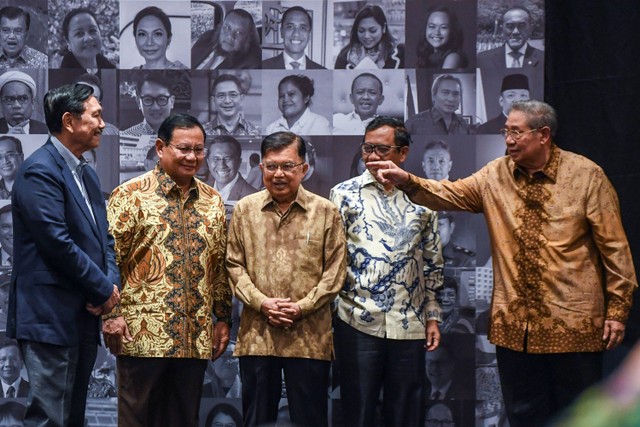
[[476, 114, 507, 135], [191, 29, 261, 69], [261, 53, 325, 69], [8, 140, 120, 346], [0, 118, 48, 134], [477, 44, 544, 69], [1, 378, 30, 397], [206, 174, 257, 202]]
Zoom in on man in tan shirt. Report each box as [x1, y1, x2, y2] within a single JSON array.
[[369, 100, 637, 427], [226, 131, 347, 427]]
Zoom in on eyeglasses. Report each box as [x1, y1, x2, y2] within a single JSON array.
[[426, 420, 454, 427], [140, 95, 170, 107], [221, 24, 245, 39], [168, 143, 206, 157], [0, 27, 25, 37], [209, 156, 236, 164], [360, 142, 402, 156], [0, 152, 21, 162], [504, 22, 530, 32], [1, 95, 31, 106], [262, 162, 304, 173], [212, 92, 241, 102], [499, 128, 540, 140]]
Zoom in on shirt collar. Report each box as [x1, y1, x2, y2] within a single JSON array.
[[428, 107, 462, 125], [260, 184, 309, 212], [51, 135, 82, 171], [512, 143, 560, 182], [282, 51, 307, 69], [154, 164, 200, 198]]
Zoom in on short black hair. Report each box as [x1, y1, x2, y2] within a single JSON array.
[[0, 204, 12, 217], [133, 6, 172, 41], [205, 403, 242, 427], [210, 74, 243, 96], [261, 131, 306, 160], [365, 116, 412, 147], [62, 8, 99, 40], [44, 83, 94, 134], [0, 338, 18, 352], [207, 135, 241, 159], [351, 72, 383, 95], [0, 6, 30, 30], [73, 73, 103, 101], [281, 6, 312, 29], [424, 140, 450, 153], [157, 114, 205, 145], [278, 74, 314, 101], [135, 72, 172, 97], [0, 136, 23, 155]]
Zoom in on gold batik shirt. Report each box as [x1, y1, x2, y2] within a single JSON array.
[[226, 186, 347, 361], [400, 145, 637, 353], [106, 166, 231, 359]]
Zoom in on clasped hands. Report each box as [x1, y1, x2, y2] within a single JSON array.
[[85, 284, 120, 317], [261, 297, 301, 329]]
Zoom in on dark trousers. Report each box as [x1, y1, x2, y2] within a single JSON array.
[[334, 319, 426, 427], [496, 345, 603, 427], [239, 355, 330, 427], [116, 355, 207, 427], [19, 316, 98, 427]]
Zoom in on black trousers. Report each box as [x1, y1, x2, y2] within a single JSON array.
[[496, 346, 603, 427], [239, 355, 330, 427], [334, 319, 426, 427], [116, 356, 207, 427]]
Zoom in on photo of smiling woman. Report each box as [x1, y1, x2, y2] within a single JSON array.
[[334, 4, 404, 69], [417, 5, 468, 69], [56, 7, 116, 70], [120, 3, 190, 70], [264, 74, 331, 135]]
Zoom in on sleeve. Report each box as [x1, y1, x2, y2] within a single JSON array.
[[209, 195, 233, 319], [399, 169, 486, 214], [422, 210, 444, 322], [14, 162, 113, 306], [103, 185, 137, 319], [586, 168, 638, 323], [225, 202, 269, 312], [296, 206, 347, 316]]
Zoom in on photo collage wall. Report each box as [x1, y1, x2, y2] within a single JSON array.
[[0, 0, 544, 425]]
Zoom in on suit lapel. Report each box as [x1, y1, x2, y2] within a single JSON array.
[[44, 142, 101, 241]]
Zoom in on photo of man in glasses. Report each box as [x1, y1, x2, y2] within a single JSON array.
[[121, 71, 176, 137]]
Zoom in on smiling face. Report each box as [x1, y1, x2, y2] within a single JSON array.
[[278, 80, 308, 123], [0, 16, 27, 59], [350, 75, 384, 120], [261, 142, 308, 208], [0, 210, 13, 256], [207, 142, 240, 186], [357, 17, 383, 49], [67, 95, 105, 153], [282, 10, 310, 59], [433, 79, 461, 115], [135, 15, 170, 63], [1, 81, 34, 127], [436, 287, 456, 316], [157, 126, 205, 189], [0, 138, 23, 182], [137, 81, 175, 131], [426, 11, 450, 50], [0, 345, 22, 384], [66, 12, 102, 63], [212, 80, 243, 121]]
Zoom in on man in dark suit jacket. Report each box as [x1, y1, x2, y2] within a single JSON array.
[[477, 74, 530, 134], [8, 83, 120, 426], [477, 6, 544, 69], [0, 339, 29, 398], [205, 135, 257, 202], [0, 70, 48, 134], [262, 6, 325, 70]]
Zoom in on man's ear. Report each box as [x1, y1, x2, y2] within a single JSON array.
[[61, 112, 74, 134]]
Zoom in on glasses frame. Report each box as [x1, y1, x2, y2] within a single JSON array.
[[166, 143, 206, 157], [360, 142, 403, 157], [139, 95, 171, 107], [499, 127, 541, 140], [262, 161, 305, 174]]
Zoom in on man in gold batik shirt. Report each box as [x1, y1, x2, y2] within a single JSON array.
[[103, 114, 232, 427], [369, 100, 637, 427], [226, 131, 346, 427]]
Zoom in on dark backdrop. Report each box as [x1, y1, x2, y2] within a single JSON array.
[[545, 2, 640, 345]]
